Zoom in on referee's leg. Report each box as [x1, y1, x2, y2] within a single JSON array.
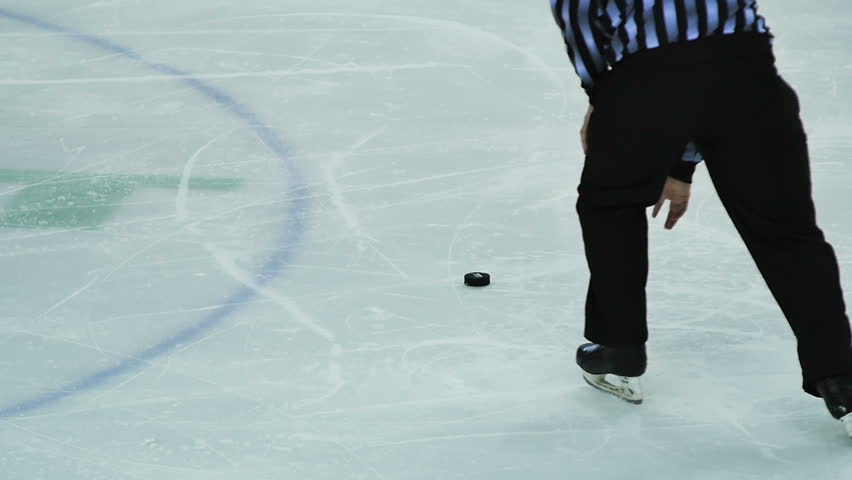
[[578, 75, 691, 348], [700, 72, 852, 395]]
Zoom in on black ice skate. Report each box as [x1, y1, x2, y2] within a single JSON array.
[[577, 343, 647, 404], [816, 376, 852, 438]]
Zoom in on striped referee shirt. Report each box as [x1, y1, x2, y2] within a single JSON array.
[[551, 0, 771, 168], [551, 0, 771, 95]]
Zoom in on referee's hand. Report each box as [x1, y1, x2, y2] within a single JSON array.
[[653, 177, 690, 230]]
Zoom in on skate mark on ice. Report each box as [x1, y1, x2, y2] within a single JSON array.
[[0, 63, 449, 86], [322, 128, 409, 278], [204, 243, 333, 341], [175, 129, 236, 224], [203, 243, 345, 408]]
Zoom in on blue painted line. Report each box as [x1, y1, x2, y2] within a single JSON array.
[[0, 8, 307, 418]]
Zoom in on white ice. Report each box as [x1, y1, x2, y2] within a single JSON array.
[[0, 1, 851, 479]]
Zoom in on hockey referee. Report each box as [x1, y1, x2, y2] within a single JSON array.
[[551, 0, 852, 435]]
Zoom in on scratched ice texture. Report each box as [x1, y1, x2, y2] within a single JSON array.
[[0, 1, 851, 479]]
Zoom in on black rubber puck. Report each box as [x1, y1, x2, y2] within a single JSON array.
[[464, 272, 490, 287]]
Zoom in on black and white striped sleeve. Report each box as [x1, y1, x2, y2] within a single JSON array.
[[551, 0, 610, 99]]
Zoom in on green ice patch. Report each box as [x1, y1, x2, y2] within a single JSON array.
[[0, 169, 242, 229]]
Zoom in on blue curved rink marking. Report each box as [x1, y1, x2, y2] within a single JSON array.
[[0, 8, 308, 418]]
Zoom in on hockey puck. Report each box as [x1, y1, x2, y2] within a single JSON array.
[[464, 272, 490, 287]]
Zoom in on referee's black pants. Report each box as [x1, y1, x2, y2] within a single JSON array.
[[578, 33, 852, 396]]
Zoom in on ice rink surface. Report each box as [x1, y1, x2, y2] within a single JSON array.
[[0, 1, 850, 478]]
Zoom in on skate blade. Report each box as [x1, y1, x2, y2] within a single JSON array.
[[582, 371, 643, 405], [841, 413, 852, 438]]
